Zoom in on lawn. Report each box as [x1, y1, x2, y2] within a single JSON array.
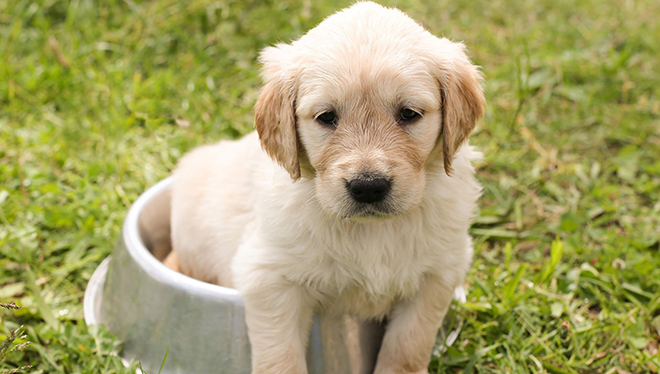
[[1, 0, 659, 373]]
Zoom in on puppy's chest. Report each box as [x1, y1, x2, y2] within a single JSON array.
[[294, 236, 434, 318]]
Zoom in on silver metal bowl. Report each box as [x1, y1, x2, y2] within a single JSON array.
[[84, 178, 464, 374]]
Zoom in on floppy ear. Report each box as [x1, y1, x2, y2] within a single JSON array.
[[254, 44, 301, 180], [433, 38, 485, 175]]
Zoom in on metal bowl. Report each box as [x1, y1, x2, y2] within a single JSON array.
[[84, 178, 464, 374]]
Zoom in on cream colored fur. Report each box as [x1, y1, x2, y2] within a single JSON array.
[[170, 2, 485, 373]]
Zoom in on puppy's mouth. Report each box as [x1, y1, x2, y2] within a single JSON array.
[[342, 203, 397, 221]]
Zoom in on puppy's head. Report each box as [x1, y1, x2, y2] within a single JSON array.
[[255, 2, 484, 220]]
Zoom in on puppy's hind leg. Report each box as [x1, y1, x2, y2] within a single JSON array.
[[162, 251, 181, 272]]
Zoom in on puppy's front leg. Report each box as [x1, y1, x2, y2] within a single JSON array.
[[241, 275, 314, 374], [374, 276, 455, 374]]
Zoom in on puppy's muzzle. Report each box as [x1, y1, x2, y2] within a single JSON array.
[[346, 176, 391, 204]]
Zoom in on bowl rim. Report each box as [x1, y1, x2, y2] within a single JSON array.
[[122, 177, 243, 303]]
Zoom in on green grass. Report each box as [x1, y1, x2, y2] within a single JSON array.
[[1, 0, 659, 373]]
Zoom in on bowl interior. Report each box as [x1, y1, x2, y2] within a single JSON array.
[[137, 184, 174, 262]]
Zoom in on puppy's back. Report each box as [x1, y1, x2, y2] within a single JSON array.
[[170, 133, 261, 287]]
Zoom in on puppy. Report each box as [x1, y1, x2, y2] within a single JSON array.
[[169, 2, 484, 373]]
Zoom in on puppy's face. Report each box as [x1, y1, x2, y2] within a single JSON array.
[[295, 55, 440, 219], [255, 2, 484, 220]]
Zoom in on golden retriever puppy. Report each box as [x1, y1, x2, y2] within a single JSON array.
[[169, 2, 484, 373]]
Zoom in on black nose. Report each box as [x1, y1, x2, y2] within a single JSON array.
[[347, 177, 391, 204]]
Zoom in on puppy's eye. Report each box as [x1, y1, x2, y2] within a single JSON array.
[[316, 111, 337, 127], [399, 108, 421, 122]]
